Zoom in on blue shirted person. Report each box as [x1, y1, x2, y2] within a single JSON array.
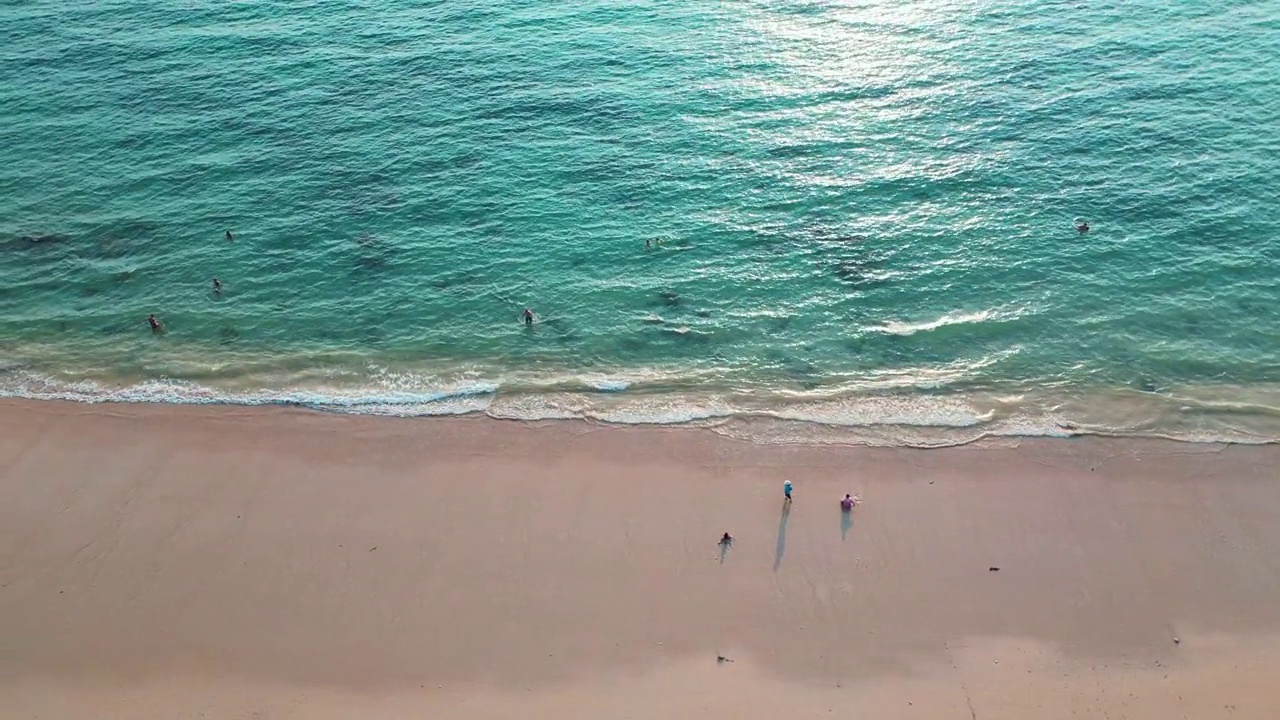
[[783, 480, 793, 501]]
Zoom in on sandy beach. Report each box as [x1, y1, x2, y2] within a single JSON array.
[[2, 399, 1279, 719]]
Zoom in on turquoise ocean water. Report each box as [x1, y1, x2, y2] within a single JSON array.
[[3, 0, 1278, 445]]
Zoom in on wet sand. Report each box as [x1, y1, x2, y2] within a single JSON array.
[[2, 399, 1279, 718]]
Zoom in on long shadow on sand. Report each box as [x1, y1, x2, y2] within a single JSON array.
[[773, 502, 791, 572], [841, 508, 853, 541]]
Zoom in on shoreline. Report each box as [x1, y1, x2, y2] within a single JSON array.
[[3, 399, 1280, 718], [4, 377, 1280, 448]]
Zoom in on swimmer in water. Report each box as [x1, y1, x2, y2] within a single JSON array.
[[522, 308, 535, 326], [225, 230, 234, 242], [212, 278, 222, 294], [148, 314, 161, 331], [1076, 221, 1089, 233]]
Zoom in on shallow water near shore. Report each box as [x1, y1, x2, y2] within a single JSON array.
[[2, 0, 1277, 445]]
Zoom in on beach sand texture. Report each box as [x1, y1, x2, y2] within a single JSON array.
[[3, 399, 1280, 718]]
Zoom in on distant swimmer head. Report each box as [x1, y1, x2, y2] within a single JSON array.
[[212, 277, 222, 292], [225, 230, 234, 241], [1075, 220, 1089, 233]]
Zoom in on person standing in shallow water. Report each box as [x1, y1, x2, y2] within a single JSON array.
[[148, 314, 161, 332], [225, 230, 233, 242], [522, 309, 535, 326]]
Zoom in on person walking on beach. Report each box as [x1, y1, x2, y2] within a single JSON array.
[[783, 480, 793, 502], [841, 494, 855, 511], [717, 531, 734, 564]]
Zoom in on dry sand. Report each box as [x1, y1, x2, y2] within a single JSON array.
[[2, 399, 1279, 719]]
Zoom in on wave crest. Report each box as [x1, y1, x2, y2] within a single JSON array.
[[3, 371, 1278, 447], [872, 307, 1024, 336]]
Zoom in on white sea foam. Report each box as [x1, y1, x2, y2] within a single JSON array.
[[872, 307, 1026, 336], [2, 370, 1276, 447]]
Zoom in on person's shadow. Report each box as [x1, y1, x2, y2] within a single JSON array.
[[841, 507, 853, 541], [773, 502, 791, 572]]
